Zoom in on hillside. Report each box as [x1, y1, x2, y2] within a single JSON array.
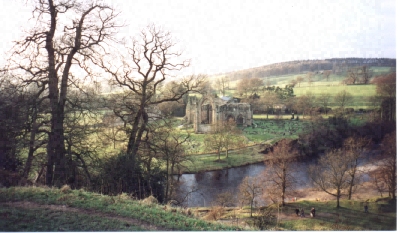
[[0, 186, 244, 231], [220, 57, 395, 81]]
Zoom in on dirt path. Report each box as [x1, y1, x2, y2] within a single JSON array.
[[2, 201, 173, 231]]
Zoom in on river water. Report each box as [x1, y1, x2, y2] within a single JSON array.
[[173, 150, 377, 207], [173, 160, 312, 207]]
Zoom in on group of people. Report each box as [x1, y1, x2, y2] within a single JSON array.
[[295, 204, 368, 219], [295, 207, 316, 218]]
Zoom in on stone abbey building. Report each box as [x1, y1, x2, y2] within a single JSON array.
[[184, 95, 253, 133]]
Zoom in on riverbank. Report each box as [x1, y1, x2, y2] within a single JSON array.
[[179, 144, 268, 174], [193, 178, 396, 230], [179, 138, 305, 174]]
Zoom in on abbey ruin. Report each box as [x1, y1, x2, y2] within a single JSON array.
[[184, 95, 253, 133]]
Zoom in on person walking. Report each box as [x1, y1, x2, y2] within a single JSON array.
[[300, 208, 305, 217], [364, 203, 369, 213], [310, 207, 316, 218]]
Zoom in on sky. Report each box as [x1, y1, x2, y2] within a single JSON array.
[[0, 0, 397, 75]]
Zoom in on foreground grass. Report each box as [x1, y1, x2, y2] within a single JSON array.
[[0, 186, 243, 231], [0, 204, 144, 231]]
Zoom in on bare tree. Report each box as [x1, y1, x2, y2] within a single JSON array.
[[237, 77, 263, 98], [204, 120, 245, 160], [238, 176, 263, 217], [10, 0, 120, 186], [101, 112, 125, 149], [359, 66, 372, 84], [263, 139, 298, 206], [289, 79, 297, 88], [295, 92, 315, 119], [379, 131, 396, 199], [215, 76, 230, 96], [371, 72, 396, 122], [213, 191, 235, 207], [258, 92, 279, 119], [306, 72, 314, 86], [149, 119, 191, 201], [370, 169, 387, 197], [334, 90, 353, 115], [308, 149, 351, 208], [323, 70, 332, 81], [343, 67, 359, 84], [101, 25, 205, 164], [296, 76, 304, 87], [318, 93, 331, 115], [342, 136, 371, 200]]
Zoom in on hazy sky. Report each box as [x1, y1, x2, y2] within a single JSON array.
[[0, 0, 396, 75]]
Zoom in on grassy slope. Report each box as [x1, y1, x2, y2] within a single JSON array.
[[276, 199, 396, 230], [0, 186, 243, 231], [1, 186, 395, 231], [197, 198, 396, 230]]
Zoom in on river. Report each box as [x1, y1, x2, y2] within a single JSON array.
[[172, 160, 312, 207], [172, 150, 377, 207]]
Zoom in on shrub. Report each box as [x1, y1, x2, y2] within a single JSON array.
[[60, 185, 71, 193], [141, 195, 158, 205], [204, 206, 225, 221], [250, 207, 276, 230]]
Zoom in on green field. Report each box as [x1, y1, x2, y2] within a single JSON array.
[[180, 145, 267, 173], [294, 84, 377, 109]]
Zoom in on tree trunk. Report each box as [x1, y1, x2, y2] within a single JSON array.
[[348, 169, 356, 200], [281, 167, 286, 206], [45, 0, 58, 186], [22, 110, 38, 180], [165, 159, 170, 200], [250, 199, 253, 217], [50, 107, 67, 187], [336, 189, 340, 208]]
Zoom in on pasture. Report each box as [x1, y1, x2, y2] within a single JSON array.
[[294, 84, 377, 109]]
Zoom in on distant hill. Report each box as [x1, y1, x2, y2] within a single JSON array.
[[223, 58, 396, 81]]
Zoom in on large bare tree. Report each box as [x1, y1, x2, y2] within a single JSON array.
[[101, 25, 205, 164], [10, 0, 120, 186]]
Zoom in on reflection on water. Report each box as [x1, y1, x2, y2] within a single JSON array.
[[173, 161, 311, 207]]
